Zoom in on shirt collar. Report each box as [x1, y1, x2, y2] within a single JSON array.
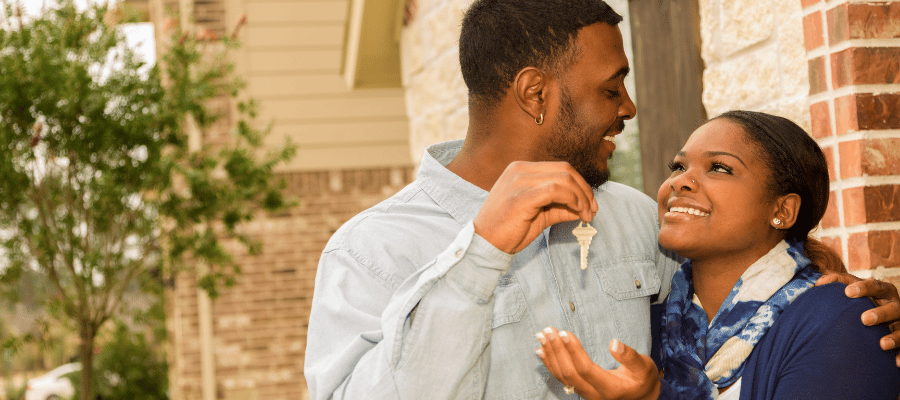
[[417, 140, 488, 225]]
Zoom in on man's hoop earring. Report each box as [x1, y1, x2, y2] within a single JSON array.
[[536, 113, 544, 125]]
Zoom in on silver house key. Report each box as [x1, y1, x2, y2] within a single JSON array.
[[572, 221, 597, 270]]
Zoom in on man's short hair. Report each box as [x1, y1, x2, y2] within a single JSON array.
[[459, 0, 623, 110]]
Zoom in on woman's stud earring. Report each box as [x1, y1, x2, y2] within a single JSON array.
[[773, 217, 782, 226], [536, 113, 544, 125]]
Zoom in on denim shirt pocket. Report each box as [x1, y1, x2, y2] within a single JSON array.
[[593, 257, 661, 301], [491, 275, 526, 328], [590, 258, 661, 352]]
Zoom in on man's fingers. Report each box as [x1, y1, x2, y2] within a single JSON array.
[[475, 160, 603, 253], [517, 161, 596, 213], [529, 180, 593, 223], [528, 172, 596, 222], [864, 298, 900, 327], [815, 271, 849, 286], [845, 278, 895, 301], [845, 279, 900, 327], [880, 324, 900, 351]]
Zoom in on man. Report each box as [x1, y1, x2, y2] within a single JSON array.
[[305, 1, 900, 399]]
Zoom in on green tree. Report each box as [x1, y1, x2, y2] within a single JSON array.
[[0, 1, 295, 399], [70, 322, 169, 400]]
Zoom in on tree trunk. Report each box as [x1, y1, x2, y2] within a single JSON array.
[[78, 322, 95, 400]]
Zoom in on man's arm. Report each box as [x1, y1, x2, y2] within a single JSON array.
[[305, 161, 598, 399], [305, 223, 512, 400]]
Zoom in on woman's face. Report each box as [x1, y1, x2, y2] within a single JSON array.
[[657, 118, 782, 263]]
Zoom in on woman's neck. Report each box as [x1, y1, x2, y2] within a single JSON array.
[[691, 259, 746, 323], [690, 247, 777, 322]]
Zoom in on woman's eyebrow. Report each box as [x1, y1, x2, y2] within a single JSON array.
[[704, 151, 747, 167], [675, 150, 747, 167]]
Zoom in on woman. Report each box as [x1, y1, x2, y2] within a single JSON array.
[[535, 111, 900, 399]]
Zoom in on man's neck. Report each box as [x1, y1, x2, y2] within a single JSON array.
[[447, 120, 542, 191]]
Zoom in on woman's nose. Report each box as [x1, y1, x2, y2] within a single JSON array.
[[670, 172, 697, 192]]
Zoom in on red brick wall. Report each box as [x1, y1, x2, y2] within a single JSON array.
[[801, 0, 900, 286], [168, 167, 413, 400]]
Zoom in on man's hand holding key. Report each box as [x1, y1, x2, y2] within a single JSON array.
[[474, 161, 597, 255]]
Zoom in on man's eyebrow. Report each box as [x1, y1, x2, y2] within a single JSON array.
[[605, 66, 630, 82]]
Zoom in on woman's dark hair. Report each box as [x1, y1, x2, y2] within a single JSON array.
[[459, 0, 622, 110], [713, 110, 845, 273]]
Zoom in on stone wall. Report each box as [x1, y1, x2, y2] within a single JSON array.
[[400, 0, 470, 165], [167, 167, 413, 400], [699, 0, 812, 131]]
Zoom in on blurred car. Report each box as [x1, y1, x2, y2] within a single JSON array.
[[24, 362, 78, 400]]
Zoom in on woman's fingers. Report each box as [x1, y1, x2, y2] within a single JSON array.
[[536, 327, 605, 400]]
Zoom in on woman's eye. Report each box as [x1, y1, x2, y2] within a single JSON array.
[[710, 162, 733, 174], [605, 89, 620, 99], [667, 161, 685, 172]]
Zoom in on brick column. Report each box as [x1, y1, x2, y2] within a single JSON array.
[[801, 0, 900, 287]]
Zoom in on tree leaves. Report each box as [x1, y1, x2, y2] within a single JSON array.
[[0, 0, 295, 396]]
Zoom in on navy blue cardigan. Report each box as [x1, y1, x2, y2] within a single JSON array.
[[652, 283, 900, 399]]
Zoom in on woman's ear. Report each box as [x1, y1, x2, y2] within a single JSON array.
[[513, 67, 547, 124], [772, 193, 801, 230]]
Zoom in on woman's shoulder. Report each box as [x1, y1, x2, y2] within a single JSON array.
[[769, 282, 882, 343], [740, 282, 900, 400], [782, 282, 871, 322]]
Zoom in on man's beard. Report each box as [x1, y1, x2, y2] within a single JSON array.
[[545, 89, 620, 189]]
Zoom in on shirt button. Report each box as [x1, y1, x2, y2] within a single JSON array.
[[569, 302, 575, 312], [634, 279, 642, 289], [455, 249, 464, 258]]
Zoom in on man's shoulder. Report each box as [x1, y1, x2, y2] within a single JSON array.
[[328, 180, 445, 245], [595, 181, 658, 221], [321, 179, 462, 278], [597, 181, 656, 204]]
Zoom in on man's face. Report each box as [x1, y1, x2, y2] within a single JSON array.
[[542, 23, 636, 189]]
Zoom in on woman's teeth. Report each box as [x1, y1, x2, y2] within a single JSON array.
[[670, 207, 709, 217]]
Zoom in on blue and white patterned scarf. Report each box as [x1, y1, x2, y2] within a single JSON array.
[[660, 240, 820, 399]]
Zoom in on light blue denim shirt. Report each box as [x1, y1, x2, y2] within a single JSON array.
[[305, 140, 681, 400]]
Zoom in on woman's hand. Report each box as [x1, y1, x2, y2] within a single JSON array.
[[535, 327, 660, 400]]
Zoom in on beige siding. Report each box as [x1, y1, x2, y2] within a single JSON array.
[[248, 49, 342, 73], [238, 0, 411, 171]]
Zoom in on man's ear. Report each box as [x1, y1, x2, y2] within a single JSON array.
[[772, 193, 801, 230], [512, 67, 547, 124]]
